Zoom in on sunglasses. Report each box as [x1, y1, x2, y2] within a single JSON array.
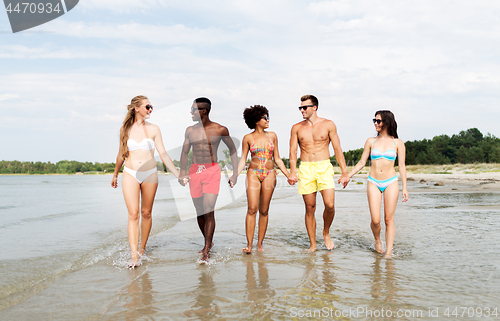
[[372, 118, 382, 124], [298, 105, 315, 111], [145, 105, 153, 111], [190, 107, 206, 113], [263, 115, 270, 121]]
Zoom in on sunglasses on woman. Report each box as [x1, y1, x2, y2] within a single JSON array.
[[372, 118, 382, 124], [263, 115, 270, 121], [146, 105, 153, 111]]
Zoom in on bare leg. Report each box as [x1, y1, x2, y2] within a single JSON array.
[[138, 178, 158, 255], [257, 171, 277, 252], [367, 182, 383, 253], [319, 188, 335, 250], [192, 197, 212, 253], [122, 172, 141, 266], [383, 181, 399, 257], [244, 171, 261, 254], [200, 193, 218, 262], [191, 197, 205, 235], [302, 193, 317, 252]]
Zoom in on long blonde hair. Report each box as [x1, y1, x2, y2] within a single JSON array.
[[119, 95, 148, 160]]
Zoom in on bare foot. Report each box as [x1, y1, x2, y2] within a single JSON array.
[[374, 241, 383, 254], [307, 245, 317, 252], [200, 250, 210, 263], [128, 252, 140, 268], [138, 247, 146, 256], [242, 246, 252, 254], [323, 232, 335, 250], [199, 242, 214, 254], [257, 245, 265, 252]]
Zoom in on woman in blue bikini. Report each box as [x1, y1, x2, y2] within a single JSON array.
[[347, 110, 408, 258], [111, 95, 181, 267]]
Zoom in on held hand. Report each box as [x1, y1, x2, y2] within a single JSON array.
[[402, 189, 409, 202], [338, 173, 349, 189], [288, 172, 298, 185], [228, 175, 238, 188], [111, 176, 118, 188], [178, 175, 190, 186]]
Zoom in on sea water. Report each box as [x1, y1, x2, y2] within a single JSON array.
[[0, 174, 499, 320]]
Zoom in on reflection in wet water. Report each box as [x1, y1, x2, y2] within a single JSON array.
[[370, 257, 400, 306], [117, 269, 158, 320], [185, 269, 219, 320]]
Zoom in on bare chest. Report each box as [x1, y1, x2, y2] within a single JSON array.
[[189, 127, 222, 148], [297, 125, 330, 143]]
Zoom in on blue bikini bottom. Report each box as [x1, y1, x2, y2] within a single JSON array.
[[367, 175, 398, 193]]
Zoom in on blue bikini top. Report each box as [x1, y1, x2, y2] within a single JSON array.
[[370, 137, 397, 161]]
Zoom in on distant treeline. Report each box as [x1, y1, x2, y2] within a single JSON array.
[[1, 128, 498, 174], [333, 127, 500, 166], [404, 128, 500, 165], [0, 160, 117, 174]]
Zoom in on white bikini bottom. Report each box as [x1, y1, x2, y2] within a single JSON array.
[[123, 167, 157, 184]]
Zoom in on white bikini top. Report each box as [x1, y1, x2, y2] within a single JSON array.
[[127, 138, 155, 151]]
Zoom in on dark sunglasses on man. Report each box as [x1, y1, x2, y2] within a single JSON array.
[[191, 106, 207, 113], [298, 105, 315, 111]]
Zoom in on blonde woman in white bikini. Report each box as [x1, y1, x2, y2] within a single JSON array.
[[111, 95, 181, 267]]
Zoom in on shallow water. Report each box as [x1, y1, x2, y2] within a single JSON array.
[[0, 175, 499, 320]]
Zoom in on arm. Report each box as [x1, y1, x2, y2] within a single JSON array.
[[329, 121, 349, 188], [270, 132, 290, 178], [288, 124, 299, 185], [347, 138, 372, 180], [221, 127, 239, 187], [178, 127, 192, 186], [152, 125, 181, 179], [235, 135, 250, 177], [397, 139, 409, 202], [111, 151, 124, 188]]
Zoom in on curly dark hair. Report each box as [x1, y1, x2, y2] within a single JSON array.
[[375, 110, 398, 138], [243, 105, 269, 129]]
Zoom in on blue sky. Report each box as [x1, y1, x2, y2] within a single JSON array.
[[1, 0, 500, 163]]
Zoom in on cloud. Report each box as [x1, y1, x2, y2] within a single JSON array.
[[2, 1, 500, 162], [40, 20, 240, 46], [0, 94, 19, 101], [0, 44, 105, 59]]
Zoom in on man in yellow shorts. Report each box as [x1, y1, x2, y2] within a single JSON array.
[[289, 95, 349, 252]]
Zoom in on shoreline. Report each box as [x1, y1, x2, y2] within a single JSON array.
[[348, 172, 500, 193]]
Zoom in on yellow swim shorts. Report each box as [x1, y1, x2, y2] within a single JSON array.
[[298, 159, 335, 195]]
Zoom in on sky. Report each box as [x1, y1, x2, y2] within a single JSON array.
[[1, 0, 500, 163]]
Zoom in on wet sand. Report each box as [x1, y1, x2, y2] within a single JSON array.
[[1, 173, 499, 320]]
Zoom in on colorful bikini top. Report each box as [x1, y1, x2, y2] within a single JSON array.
[[370, 137, 397, 161], [250, 132, 274, 160], [127, 138, 155, 151]]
